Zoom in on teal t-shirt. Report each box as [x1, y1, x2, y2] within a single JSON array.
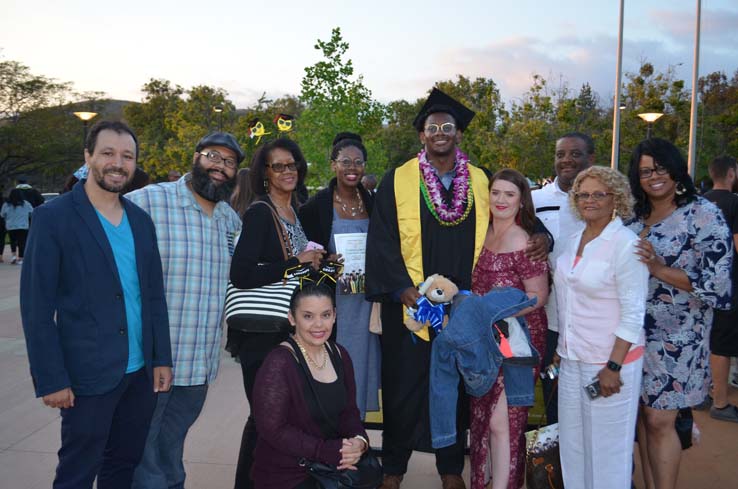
[[96, 210, 144, 373]]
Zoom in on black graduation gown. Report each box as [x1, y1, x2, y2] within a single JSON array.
[[365, 167, 477, 454]]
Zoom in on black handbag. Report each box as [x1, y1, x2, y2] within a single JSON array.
[[675, 407, 693, 450], [288, 337, 383, 489], [224, 201, 302, 333], [299, 454, 382, 489]]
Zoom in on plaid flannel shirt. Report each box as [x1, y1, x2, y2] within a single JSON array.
[[127, 175, 241, 385]]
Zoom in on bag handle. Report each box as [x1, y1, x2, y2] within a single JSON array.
[[534, 378, 559, 431]]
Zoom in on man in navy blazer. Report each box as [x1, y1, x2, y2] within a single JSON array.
[[20, 120, 173, 489]]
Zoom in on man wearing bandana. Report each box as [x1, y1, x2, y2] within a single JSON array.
[[128, 133, 243, 489], [366, 89, 488, 489]]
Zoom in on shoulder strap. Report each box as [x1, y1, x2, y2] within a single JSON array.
[[285, 336, 342, 437], [250, 200, 291, 260]]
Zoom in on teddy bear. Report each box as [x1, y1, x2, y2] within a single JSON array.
[[404, 274, 459, 333]]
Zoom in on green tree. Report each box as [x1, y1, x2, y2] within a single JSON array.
[[697, 70, 738, 172], [374, 99, 423, 172], [497, 74, 559, 179], [298, 27, 386, 186], [0, 59, 81, 187], [125, 80, 240, 179], [434, 76, 508, 172], [618, 62, 690, 170], [124, 79, 185, 178]]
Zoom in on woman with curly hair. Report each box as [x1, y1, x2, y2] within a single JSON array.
[[554, 166, 649, 489], [626, 138, 732, 489]]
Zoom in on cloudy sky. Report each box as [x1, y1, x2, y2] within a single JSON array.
[[2, 0, 737, 108]]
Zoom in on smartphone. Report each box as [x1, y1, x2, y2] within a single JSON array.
[[584, 378, 602, 400]]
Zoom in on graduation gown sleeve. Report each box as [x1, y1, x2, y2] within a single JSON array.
[[365, 169, 414, 302]]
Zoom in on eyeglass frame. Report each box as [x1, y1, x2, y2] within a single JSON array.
[[573, 191, 614, 202], [638, 165, 670, 179], [332, 157, 366, 169], [199, 150, 238, 169], [424, 122, 457, 135], [266, 162, 300, 173]]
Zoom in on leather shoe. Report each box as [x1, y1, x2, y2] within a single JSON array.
[[379, 474, 403, 489], [441, 474, 467, 489]]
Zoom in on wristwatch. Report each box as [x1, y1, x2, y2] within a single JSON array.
[[606, 360, 622, 372]]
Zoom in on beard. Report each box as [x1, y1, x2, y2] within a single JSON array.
[[191, 159, 236, 202], [91, 166, 132, 193]]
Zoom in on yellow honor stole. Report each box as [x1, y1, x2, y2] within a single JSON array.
[[394, 157, 489, 340]]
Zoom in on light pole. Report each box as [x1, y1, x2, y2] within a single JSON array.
[[213, 105, 224, 131], [637, 112, 664, 139], [73, 111, 98, 150]]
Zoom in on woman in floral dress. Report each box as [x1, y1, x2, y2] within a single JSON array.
[[470, 169, 549, 489], [626, 138, 732, 489]]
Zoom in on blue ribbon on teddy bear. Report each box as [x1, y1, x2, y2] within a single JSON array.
[[412, 296, 447, 335]]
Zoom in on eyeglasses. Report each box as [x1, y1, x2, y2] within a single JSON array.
[[574, 191, 613, 202], [424, 122, 456, 135], [199, 151, 237, 169], [267, 162, 300, 173], [333, 158, 366, 169], [638, 166, 669, 179]]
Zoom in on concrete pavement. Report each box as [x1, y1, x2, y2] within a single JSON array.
[[1, 257, 737, 488]]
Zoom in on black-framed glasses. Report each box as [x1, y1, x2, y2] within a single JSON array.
[[267, 162, 300, 173], [638, 166, 669, 179], [424, 122, 456, 135], [199, 151, 238, 169], [333, 158, 366, 169], [574, 191, 613, 202]]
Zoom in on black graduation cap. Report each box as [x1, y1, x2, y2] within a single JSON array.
[[412, 88, 476, 132]]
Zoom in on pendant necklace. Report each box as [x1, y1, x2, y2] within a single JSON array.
[[293, 336, 327, 370], [334, 188, 364, 217]]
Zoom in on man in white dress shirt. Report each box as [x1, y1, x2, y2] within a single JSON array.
[[532, 132, 594, 424]]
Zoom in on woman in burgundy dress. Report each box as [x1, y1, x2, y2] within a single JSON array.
[[470, 169, 549, 489]]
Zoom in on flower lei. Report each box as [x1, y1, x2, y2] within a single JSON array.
[[418, 147, 474, 226]]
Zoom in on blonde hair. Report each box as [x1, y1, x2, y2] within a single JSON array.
[[568, 166, 634, 221]]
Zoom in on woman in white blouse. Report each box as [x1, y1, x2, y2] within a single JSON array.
[[554, 166, 648, 489]]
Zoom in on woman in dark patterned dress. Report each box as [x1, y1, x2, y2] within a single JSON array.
[[626, 138, 732, 489], [470, 169, 549, 489]]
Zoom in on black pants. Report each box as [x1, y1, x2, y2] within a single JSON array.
[[8, 229, 28, 257], [379, 303, 466, 477], [0, 222, 6, 256], [233, 331, 288, 489], [54, 369, 155, 489], [540, 329, 559, 425]]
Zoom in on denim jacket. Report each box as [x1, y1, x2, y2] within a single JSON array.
[[430, 287, 538, 449]]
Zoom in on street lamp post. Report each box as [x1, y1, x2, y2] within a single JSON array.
[[637, 112, 664, 139], [73, 111, 98, 150], [213, 105, 224, 131]]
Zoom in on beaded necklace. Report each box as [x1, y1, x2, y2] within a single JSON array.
[[418, 147, 473, 226], [333, 188, 365, 217]]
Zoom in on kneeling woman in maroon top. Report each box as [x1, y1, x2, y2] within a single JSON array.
[[251, 283, 369, 489]]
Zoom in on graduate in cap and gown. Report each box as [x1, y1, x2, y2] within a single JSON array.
[[365, 88, 489, 489]]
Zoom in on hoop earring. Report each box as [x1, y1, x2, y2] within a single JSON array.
[[263, 179, 269, 192], [675, 182, 686, 196], [611, 208, 617, 220]]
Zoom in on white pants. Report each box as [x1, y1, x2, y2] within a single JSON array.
[[559, 357, 642, 489]]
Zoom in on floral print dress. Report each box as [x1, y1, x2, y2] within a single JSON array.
[[626, 197, 732, 409]]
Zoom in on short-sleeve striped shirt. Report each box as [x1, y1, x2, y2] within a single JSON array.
[[127, 175, 242, 386]]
